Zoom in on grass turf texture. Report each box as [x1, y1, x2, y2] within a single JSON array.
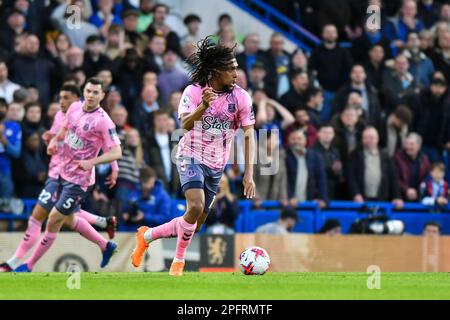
[[1, 272, 450, 300]]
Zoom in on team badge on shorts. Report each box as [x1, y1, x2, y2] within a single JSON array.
[[228, 103, 236, 113], [188, 169, 196, 178]]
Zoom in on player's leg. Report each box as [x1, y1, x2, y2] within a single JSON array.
[[65, 210, 117, 268], [131, 158, 204, 272], [194, 169, 223, 232], [0, 179, 59, 272], [15, 181, 93, 271], [75, 209, 117, 239]]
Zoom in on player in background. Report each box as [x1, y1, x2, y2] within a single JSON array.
[[14, 78, 122, 272], [131, 36, 256, 276], [0, 85, 119, 272]]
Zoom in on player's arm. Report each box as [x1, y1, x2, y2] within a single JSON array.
[[242, 124, 256, 199], [76, 145, 122, 171], [180, 87, 216, 131]]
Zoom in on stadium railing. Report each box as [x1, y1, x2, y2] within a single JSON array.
[[1, 199, 450, 234]]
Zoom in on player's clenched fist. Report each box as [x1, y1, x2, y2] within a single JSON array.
[[202, 87, 216, 108]]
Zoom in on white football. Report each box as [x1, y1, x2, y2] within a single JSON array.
[[239, 246, 270, 275]]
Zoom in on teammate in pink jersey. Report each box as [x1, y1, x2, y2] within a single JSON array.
[[14, 78, 122, 272], [0, 84, 119, 272], [131, 36, 256, 276]]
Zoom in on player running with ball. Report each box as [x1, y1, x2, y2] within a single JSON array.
[[14, 78, 122, 272], [131, 36, 256, 276]]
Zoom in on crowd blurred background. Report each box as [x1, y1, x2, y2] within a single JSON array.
[[1, 0, 450, 234]]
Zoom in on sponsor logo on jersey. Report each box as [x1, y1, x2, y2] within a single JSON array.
[[67, 130, 84, 150], [202, 116, 233, 132]]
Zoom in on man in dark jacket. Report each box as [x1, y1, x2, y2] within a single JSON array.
[[236, 33, 266, 79], [285, 129, 328, 208], [144, 110, 179, 195], [279, 70, 310, 114], [332, 64, 384, 130], [394, 132, 430, 201], [347, 126, 403, 207], [408, 77, 450, 162]]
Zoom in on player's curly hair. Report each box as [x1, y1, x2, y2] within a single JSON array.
[[187, 35, 236, 87]]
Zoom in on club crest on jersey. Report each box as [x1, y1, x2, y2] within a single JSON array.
[[228, 103, 236, 113], [83, 123, 90, 131]]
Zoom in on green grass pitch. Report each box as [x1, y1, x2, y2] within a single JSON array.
[[1, 272, 450, 300]]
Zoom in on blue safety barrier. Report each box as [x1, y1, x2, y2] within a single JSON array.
[[2, 199, 450, 234]]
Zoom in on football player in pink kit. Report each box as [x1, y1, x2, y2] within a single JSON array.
[[131, 37, 256, 276], [14, 78, 122, 272], [0, 84, 119, 272]]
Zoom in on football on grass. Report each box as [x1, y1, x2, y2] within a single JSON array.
[[239, 246, 270, 275]]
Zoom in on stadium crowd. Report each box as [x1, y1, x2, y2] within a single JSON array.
[[1, 0, 450, 232]]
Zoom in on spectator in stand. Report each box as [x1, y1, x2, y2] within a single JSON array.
[[255, 93, 295, 143], [110, 105, 131, 144], [122, 9, 149, 56], [142, 71, 159, 88], [144, 110, 179, 195], [382, 54, 420, 114], [318, 219, 342, 235], [144, 3, 181, 56], [256, 207, 298, 235], [403, 32, 435, 88], [310, 24, 353, 121], [247, 61, 267, 96], [143, 32, 166, 74], [51, 0, 98, 49], [429, 30, 450, 84], [43, 102, 61, 130], [364, 44, 388, 92], [105, 24, 124, 61], [383, 0, 425, 51], [347, 127, 403, 207], [65, 46, 85, 73], [9, 34, 62, 107], [420, 162, 449, 207], [21, 102, 45, 139], [283, 109, 318, 148], [113, 47, 147, 112], [423, 221, 441, 236], [137, 0, 155, 33], [313, 124, 344, 200], [286, 130, 328, 208], [182, 14, 202, 44], [6, 102, 25, 123], [418, 0, 441, 29], [279, 70, 310, 115], [380, 105, 413, 157], [89, 0, 123, 37], [121, 166, 171, 230], [157, 48, 189, 106], [332, 105, 365, 173], [0, 60, 21, 104], [351, 22, 392, 64], [205, 175, 239, 235], [394, 132, 431, 202], [254, 130, 288, 207], [14, 131, 46, 198], [236, 33, 265, 79], [0, 8, 26, 53], [409, 76, 449, 162], [332, 64, 383, 129], [303, 87, 323, 128], [290, 48, 313, 77], [217, 24, 243, 54], [263, 32, 291, 99], [0, 99, 21, 197], [166, 90, 182, 129], [82, 35, 112, 79], [131, 84, 160, 138], [46, 33, 72, 68], [115, 128, 144, 205]]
